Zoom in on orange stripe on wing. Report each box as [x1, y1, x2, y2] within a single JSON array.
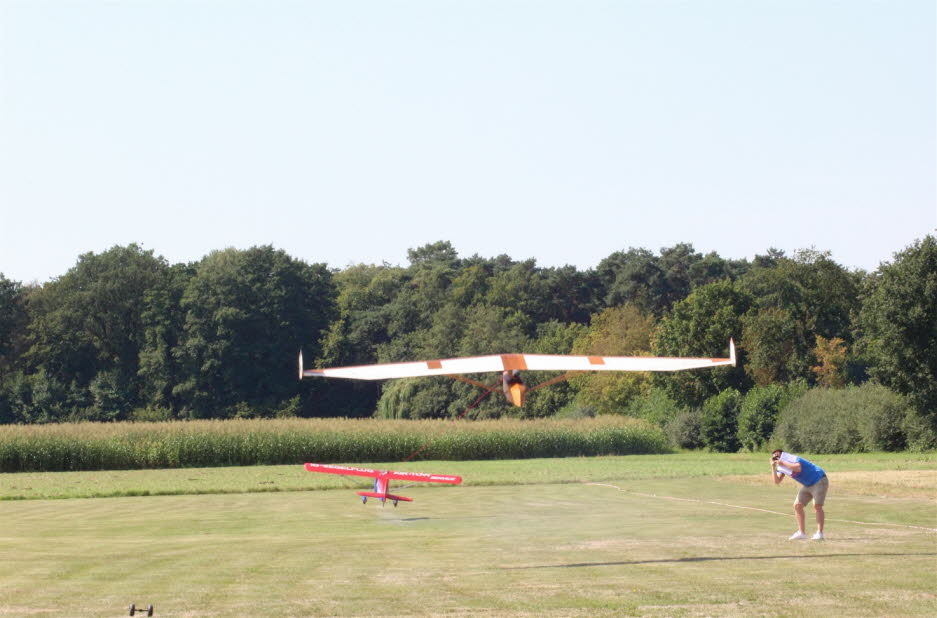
[[500, 354, 528, 371], [588, 356, 605, 365], [426, 360, 443, 369]]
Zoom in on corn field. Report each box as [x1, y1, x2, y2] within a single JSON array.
[[0, 416, 669, 472]]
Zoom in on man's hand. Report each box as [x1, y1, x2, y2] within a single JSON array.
[[771, 458, 784, 484]]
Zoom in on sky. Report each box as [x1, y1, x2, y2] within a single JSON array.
[[1, 1, 934, 284]]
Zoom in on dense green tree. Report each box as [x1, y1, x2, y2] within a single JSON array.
[[653, 280, 751, 407], [485, 259, 550, 330], [570, 304, 656, 414], [598, 244, 745, 317], [406, 240, 460, 268], [0, 274, 28, 378], [598, 248, 667, 315], [320, 264, 407, 367], [314, 264, 407, 417], [740, 248, 860, 384], [741, 307, 799, 386], [658, 243, 702, 308], [449, 263, 491, 308], [541, 265, 600, 324], [858, 236, 937, 434], [174, 246, 336, 417], [23, 245, 170, 418], [690, 251, 750, 288], [1, 368, 80, 424], [138, 263, 195, 413]]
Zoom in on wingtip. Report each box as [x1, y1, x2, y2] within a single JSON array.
[[729, 338, 736, 367], [299, 350, 304, 380]]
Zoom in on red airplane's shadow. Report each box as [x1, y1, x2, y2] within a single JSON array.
[[377, 515, 500, 523]]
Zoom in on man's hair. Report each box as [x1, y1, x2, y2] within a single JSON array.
[[771, 449, 783, 458]]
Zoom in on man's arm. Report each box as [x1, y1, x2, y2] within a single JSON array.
[[771, 461, 785, 484]]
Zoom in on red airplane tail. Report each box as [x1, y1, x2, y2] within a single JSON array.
[[356, 491, 413, 507], [355, 492, 413, 501]]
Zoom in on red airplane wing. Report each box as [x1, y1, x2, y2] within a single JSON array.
[[384, 470, 462, 484], [304, 463, 381, 478], [305, 463, 461, 485]]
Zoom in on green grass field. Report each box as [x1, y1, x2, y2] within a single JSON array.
[[2, 453, 935, 617]]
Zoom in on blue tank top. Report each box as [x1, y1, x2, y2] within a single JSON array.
[[791, 457, 825, 486]]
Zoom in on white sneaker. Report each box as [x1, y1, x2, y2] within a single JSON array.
[[789, 531, 807, 540], [812, 531, 824, 540]]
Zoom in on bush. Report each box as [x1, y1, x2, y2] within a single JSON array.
[[626, 388, 684, 427], [664, 409, 703, 449], [554, 403, 598, 419], [857, 384, 910, 451], [737, 385, 785, 451], [902, 410, 937, 451], [772, 383, 912, 453], [128, 407, 175, 422], [700, 389, 741, 452]]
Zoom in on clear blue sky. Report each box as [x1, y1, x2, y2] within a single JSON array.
[[1, 1, 934, 284]]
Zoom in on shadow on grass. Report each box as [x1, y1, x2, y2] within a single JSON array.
[[505, 552, 937, 570], [381, 515, 500, 523]]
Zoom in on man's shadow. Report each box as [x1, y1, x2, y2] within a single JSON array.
[[504, 552, 937, 570]]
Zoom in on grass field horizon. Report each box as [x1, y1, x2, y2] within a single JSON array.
[[2, 453, 935, 616]]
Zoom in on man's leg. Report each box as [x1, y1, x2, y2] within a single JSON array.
[[793, 502, 806, 534], [812, 477, 829, 535]]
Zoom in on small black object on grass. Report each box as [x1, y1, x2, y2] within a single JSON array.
[[128, 603, 154, 616]]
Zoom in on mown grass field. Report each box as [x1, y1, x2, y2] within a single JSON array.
[[1, 453, 935, 617]]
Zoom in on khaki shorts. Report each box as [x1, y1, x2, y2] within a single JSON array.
[[795, 475, 829, 507]]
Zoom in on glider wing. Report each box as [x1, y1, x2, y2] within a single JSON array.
[[301, 340, 736, 380], [302, 354, 507, 380]]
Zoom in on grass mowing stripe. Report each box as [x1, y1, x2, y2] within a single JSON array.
[[3, 451, 935, 502], [586, 481, 937, 532]]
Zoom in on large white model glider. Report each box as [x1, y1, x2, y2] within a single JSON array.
[[300, 340, 735, 407]]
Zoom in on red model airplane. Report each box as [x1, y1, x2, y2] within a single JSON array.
[[304, 463, 462, 506]]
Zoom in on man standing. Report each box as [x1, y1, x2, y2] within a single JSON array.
[[771, 449, 829, 540]]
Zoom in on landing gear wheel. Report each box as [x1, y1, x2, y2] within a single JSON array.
[[129, 604, 136, 616], [361, 496, 367, 504], [393, 500, 398, 507]]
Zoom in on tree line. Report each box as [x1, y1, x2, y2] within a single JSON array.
[[0, 237, 934, 449]]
